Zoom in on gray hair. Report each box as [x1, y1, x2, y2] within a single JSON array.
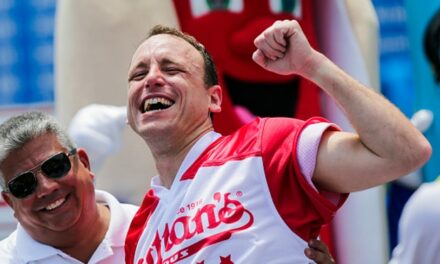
[[0, 111, 76, 190]]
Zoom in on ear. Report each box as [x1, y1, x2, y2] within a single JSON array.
[[76, 148, 96, 180], [208, 85, 222, 113], [2, 191, 13, 209], [76, 148, 91, 170]]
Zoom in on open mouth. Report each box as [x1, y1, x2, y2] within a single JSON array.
[[142, 97, 175, 113], [41, 194, 69, 212], [224, 74, 299, 117]]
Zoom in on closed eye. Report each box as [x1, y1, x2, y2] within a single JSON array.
[[129, 71, 147, 81], [163, 67, 183, 75]]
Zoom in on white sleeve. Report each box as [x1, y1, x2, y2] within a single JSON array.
[[297, 122, 342, 204], [297, 122, 333, 189]]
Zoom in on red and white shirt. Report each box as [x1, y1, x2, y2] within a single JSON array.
[[126, 117, 348, 264]]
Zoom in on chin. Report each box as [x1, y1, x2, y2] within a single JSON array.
[[139, 121, 173, 136]]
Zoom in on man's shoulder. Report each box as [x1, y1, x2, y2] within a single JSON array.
[[95, 189, 139, 216], [234, 117, 310, 137], [0, 230, 20, 263]]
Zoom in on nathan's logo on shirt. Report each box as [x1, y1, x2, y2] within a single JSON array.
[[138, 192, 254, 264]]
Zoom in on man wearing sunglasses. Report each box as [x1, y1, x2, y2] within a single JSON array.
[[0, 111, 139, 263]]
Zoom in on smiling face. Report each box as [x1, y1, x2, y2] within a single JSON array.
[[0, 133, 97, 245], [127, 34, 222, 150]]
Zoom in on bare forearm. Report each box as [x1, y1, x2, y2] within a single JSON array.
[[253, 19, 432, 191], [306, 52, 431, 177]]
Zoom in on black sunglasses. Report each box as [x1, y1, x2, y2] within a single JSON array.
[[5, 149, 77, 199]]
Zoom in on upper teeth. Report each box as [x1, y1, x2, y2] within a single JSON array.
[[143, 97, 173, 112], [45, 198, 65, 211]]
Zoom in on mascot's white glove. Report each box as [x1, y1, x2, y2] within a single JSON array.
[[411, 109, 433, 133], [68, 104, 127, 172]]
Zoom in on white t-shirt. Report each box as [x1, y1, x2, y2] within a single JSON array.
[[0, 190, 138, 264], [0, 197, 16, 240], [389, 181, 440, 264]]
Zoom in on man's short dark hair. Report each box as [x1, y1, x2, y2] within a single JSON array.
[[147, 25, 219, 87], [424, 8, 440, 83]]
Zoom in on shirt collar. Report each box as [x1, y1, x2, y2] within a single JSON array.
[[95, 189, 130, 247], [16, 223, 66, 262], [151, 131, 221, 190]]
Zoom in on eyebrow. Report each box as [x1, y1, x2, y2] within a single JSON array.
[[129, 61, 147, 74], [11, 151, 63, 178], [129, 57, 184, 75], [160, 58, 184, 68]]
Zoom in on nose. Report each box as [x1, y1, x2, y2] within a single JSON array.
[[144, 66, 165, 89], [34, 171, 59, 198]]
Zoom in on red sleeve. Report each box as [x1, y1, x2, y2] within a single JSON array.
[[261, 117, 348, 240]]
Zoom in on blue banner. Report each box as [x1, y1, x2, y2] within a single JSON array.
[[0, 0, 56, 108]]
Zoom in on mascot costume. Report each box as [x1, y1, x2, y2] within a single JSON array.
[[173, 0, 320, 135]]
